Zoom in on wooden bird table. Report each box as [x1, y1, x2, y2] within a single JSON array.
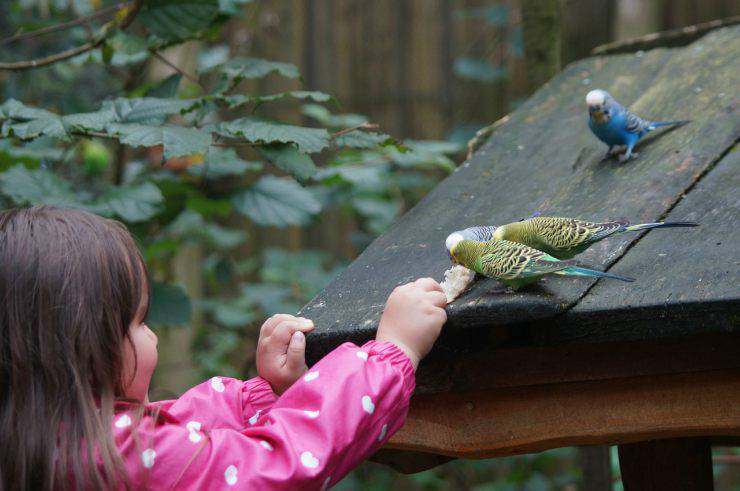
[[301, 26, 740, 490]]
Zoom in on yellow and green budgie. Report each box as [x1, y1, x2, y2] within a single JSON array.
[[446, 216, 697, 260], [446, 236, 634, 290]]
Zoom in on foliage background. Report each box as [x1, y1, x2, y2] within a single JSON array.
[[1, 1, 739, 489]]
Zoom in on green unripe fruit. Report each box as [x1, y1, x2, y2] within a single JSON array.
[[82, 140, 112, 176]]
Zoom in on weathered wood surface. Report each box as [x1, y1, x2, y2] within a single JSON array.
[[386, 368, 740, 459], [301, 26, 740, 365]]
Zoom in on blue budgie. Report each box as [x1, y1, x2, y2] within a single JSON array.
[[586, 89, 688, 161]]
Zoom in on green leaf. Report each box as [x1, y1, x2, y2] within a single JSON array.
[[148, 281, 192, 325], [258, 143, 317, 181], [0, 140, 61, 171], [101, 44, 114, 64], [8, 117, 68, 140], [405, 139, 465, 155], [145, 74, 183, 98], [240, 283, 300, 317], [108, 123, 211, 159], [166, 210, 246, 249], [0, 165, 79, 206], [334, 131, 392, 149], [0, 100, 67, 140], [219, 0, 253, 14], [219, 57, 300, 81], [186, 196, 232, 217], [231, 175, 321, 227], [93, 181, 164, 222], [353, 196, 399, 234], [453, 58, 506, 83], [224, 90, 335, 108], [302, 104, 367, 129], [198, 45, 230, 73], [0, 99, 57, 121], [216, 117, 329, 154], [140, 0, 220, 40], [187, 147, 262, 178], [106, 29, 148, 55], [314, 164, 388, 187], [261, 248, 343, 299], [104, 97, 194, 125]]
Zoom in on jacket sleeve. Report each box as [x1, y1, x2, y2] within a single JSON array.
[[115, 341, 415, 490], [151, 376, 278, 432]]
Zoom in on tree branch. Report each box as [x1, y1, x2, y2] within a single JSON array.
[[330, 122, 380, 139], [0, 0, 143, 72], [0, 3, 125, 46], [150, 50, 204, 89]]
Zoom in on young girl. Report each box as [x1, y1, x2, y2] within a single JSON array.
[[0, 206, 447, 490]]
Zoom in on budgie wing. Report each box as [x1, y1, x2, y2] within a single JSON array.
[[478, 240, 572, 279], [531, 217, 626, 248], [624, 110, 652, 135]]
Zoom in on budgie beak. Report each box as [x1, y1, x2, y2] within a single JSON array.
[[586, 89, 609, 123], [445, 232, 464, 264], [591, 109, 607, 124]]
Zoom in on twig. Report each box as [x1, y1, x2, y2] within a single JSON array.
[[466, 114, 510, 160], [0, 3, 125, 46], [150, 50, 204, 89], [0, 0, 143, 72], [592, 15, 740, 56], [330, 123, 380, 139]]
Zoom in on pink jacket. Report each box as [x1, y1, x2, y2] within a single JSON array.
[[111, 341, 415, 490]]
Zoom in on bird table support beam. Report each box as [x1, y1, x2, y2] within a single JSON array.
[[618, 438, 713, 491]]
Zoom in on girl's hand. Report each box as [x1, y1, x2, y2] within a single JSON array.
[[256, 314, 315, 395], [376, 278, 447, 370]]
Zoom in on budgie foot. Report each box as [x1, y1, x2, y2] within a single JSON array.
[[601, 147, 620, 162], [618, 151, 638, 162]]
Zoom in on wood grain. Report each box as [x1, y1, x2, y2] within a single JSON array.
[[387, 368, 740, 459], [302, 25, 740, 364]]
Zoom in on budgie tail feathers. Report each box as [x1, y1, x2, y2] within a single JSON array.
[[557, 266, 635, 282], [624, 221, 698, 232]]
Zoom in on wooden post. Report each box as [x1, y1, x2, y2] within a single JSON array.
[[578, 446, 613, 491], [618, 438, 713, 491], [521, 0, 562, 93]]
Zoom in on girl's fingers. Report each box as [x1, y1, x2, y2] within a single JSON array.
[[285, 331, 307, 373], [415, 277, 444, 293], [270, 318, 315, 346], [426, 290, 448, 308], [260, 314, 297, 337]]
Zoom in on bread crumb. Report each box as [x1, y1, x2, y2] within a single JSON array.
[[440, 265, 475, 303]]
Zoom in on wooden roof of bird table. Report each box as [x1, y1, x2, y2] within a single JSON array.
[[300, 25, 740, 485]]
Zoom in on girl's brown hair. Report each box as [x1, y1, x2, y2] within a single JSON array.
[[0, 205, 149, 490]]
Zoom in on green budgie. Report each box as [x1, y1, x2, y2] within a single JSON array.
[[447, 217, 697, 260], [446, 237, 634, 290]]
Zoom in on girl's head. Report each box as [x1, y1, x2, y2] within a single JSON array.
[[0, 205, 157, 489]]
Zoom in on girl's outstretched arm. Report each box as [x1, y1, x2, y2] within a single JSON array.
[[114, 341, 414, 490]]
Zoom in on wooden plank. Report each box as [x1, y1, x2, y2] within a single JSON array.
[[303, 25, 739, 363], [618, 438, 713, 491], [562, 144, 740, 344], [386, 368, 740, 459], [414, 332, 740, 394]]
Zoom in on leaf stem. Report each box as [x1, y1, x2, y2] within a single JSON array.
[[0, 0, 143, 72], [330, 123, 379, 139], [150, 50, 204, 90], [0, 3, 126, 46]]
